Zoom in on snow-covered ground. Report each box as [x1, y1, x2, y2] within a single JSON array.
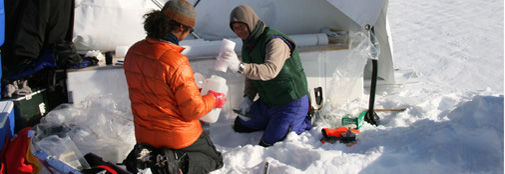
[[34, 0, 503, 173], [209, 0, 504, 173]]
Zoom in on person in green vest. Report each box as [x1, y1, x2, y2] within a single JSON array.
[[219, 5, 312, 147]]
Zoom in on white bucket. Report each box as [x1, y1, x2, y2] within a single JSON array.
[[200, 75, 228, 123]]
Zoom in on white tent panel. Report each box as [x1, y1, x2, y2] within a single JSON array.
[[72, 0, 369, 51], [73, 0, 158, 52], [191, 0, 362, 40], [364, 0, 396, 84], [326, 0, 386, 28]]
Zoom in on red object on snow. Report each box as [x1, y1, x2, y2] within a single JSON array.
[[320, 127, 360, 146], [322, 127, 360, 138]]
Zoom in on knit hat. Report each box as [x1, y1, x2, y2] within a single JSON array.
[[162, 0, 196, 28]]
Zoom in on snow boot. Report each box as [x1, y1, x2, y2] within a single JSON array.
[[150, 148, 188, 174], [122, 144, 154, 173]]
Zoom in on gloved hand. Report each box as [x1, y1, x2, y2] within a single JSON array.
[[220, 51, 242, 73], [236, 96, 252, 115], [208, 90, 226, 108]]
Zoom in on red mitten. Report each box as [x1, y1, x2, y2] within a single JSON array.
[[208, 90, 226, 108]]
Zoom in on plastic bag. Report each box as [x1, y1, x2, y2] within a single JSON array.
[[315, 31, 380, 128], [32, 94, 136, 164], [35, 135, 91, 170]]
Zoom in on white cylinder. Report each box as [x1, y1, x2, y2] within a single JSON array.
[[214, 59, 229, 72], [200, 75, 228, 123], [220, 39, 236, 54], [290, 33, 329, 47], [215, 39, 236, 72]]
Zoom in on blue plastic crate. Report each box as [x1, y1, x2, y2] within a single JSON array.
[[0, 101, 14, 151]]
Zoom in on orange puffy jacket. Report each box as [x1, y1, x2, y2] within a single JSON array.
[[124, 38, 216, 149]]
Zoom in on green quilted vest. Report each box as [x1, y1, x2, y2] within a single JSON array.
[[242, 27, 310, 108]]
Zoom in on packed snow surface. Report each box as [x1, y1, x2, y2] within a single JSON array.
[[36, 0, 504, 173]]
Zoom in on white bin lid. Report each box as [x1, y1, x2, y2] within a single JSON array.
[[0, 101, 14, 127]]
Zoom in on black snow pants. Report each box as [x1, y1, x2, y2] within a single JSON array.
[[125, 133, 223, 174], [179, 133, 223, 173]]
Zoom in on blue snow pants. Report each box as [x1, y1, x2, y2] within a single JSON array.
[[236, 95, 311, 146]]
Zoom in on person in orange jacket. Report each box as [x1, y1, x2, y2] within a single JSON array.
[[123, 0, 224, 173]]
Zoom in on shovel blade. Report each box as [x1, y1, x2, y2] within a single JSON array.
[[364, 110, 380, 126]]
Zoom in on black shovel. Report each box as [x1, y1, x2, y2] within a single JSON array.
[[364, 24, 380, 126]]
